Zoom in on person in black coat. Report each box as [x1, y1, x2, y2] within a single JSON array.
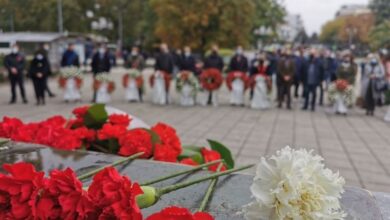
[[302, 54, 324, 111], [228, 45, 248, 73], [3, 44, 28, 104], [61, 43, 79, 67], [179, 46, 196, 73], [35, 43, 56, 98], [29, 52, 50, 105], [155, 43, 175, 74], [204, 45, 224, 71], [91, 44, 111, 102]]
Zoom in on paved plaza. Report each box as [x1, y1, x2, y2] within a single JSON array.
[[1, 67, 390, 193]]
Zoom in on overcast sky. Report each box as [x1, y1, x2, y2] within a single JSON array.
[[283, 0, 370, 35]]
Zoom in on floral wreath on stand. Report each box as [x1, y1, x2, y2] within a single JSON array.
[[225, 71, 250, 91], [122, 69, 144, 90], [93, 73, 115, 94], [58, 66, 83, 89], [249, 73, 272, 92], [328, 79, 354, 106], [149, 71, 171, 92], [175, 71, 200, 94], [199, 68, 223, 92]]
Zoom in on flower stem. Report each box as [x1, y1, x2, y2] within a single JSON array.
[[198, 164, 223, 212], [157, 164, 254, 197], [0, 138, 10, 147], [78, 152, 144, 180], [140, 159, 223, 186]]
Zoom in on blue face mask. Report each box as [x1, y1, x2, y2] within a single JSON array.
[[370, 59, 378, 65]]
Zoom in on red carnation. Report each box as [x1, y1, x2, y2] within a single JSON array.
[[151, 123, 182, 162], [180, 158, 199, 166], [35, 168, 95, 219], [108, 114, 132, 127], [0, 163, 45, 219], [0, 117, 24, 138], [42, 116, 67, 128], [97, 124, 127, 140], [118, 129, 153, 158], [146, 206, 214, 220], [88, 167, 143, 220], [74, 126, 96, 143], [10, 123, 39, 143], [72, 106, 90, 119], [201, 148, 226, 172]]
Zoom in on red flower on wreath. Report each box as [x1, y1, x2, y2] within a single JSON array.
[[122, 74, 144, 89], [151, 123, 182, 162], [118, 129, 153, 158], [108, 114, 132, 127], [199, 68, 223, 91], [180, 158, 199, 166], [97, 124, 127, 141], [146, 206, 214, 220], [87, 167, 143, 220], [0, 163, 45, 219], [226, 71, 250, 91], [201, 148, 226, 172], [149, 71, 171, 92], [335, 79, 349, 92], [35, 168, 95, 219]]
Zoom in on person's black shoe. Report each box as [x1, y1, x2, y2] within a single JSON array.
[[49, 93, 56, 98], [23, 99, 28, 104], [301, 107, 307, 111], [9, 100, 16, 104]]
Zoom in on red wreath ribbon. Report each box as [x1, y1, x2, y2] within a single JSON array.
[[249, 73, 272, 91], [335, 79, 349, 92], [149, 71, 171, 91], [226, 71, 250, 91], [58, 76, 83, 89], [93, 80, 115, 93], [199, 68, 223, 91], [122, 74, 144, 89]]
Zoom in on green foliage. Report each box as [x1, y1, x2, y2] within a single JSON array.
[[83, 104, 108, 129], [178, 148, 204, 164], [369, 21, 390, 49], [370, 0, 390, 24], [207, 139, 235, 169]]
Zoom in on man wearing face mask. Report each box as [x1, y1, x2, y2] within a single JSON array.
[[29, 52, 50, 105], [61, 43, 80, 67], [179, 46, 196, 74], [302, 53, 323, 111], [3, 44, 28, 104], [363, 54, 384, 116], [155, 43, 175, 75], [35, 43, 55, 98], [91, 44, 111, 102], [228, 45, 248, 73], [204, 45, 224, 71]]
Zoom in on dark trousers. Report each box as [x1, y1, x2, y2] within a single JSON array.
[[278, 83, 291, 108], [303, 84, 317, 110], [45, 78, 54, 96], [318, 82, 324, 105], [9, 74, 26, 102], [365, 80, 375, 115], [139, 88, 143, 102], [33, 79, 46, 103]]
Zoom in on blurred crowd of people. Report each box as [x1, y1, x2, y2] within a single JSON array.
[[3, 42, 390, 118]]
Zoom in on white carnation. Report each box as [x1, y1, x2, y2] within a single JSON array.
[[243, 146, 346, 220]]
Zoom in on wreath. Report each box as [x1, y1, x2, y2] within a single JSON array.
[[122, 69, 144, 89], [328, 79, 353, 106], [149, 71, 171, 92], [199, 68, 223, 91], [93, 73, 115, 93], [226, 71, 250, 91], [175, 71, 199, 93], [249, 74, 272, 91], [58, 67, 83, 89]]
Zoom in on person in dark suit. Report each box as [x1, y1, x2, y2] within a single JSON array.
[[35, 43, 55, 98], [179, 46, 196, 73], [3, 44, 28, 104], [293, 49, 306, 98], [204, 45, 224, 71], [91, 44, 111, 102], [302, 54, 323, 111], [61, 43, 79, 67], [29, 52, 50, 105], [155, 43, 175, 75], [277, 52, 295, 109], [228, 45, 248, 73]]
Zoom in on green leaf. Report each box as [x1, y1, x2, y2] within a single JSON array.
[[181, 145, 203, 152], [83, 104, 108, 129], [207, 139, 235, 169], [178, 148, 204, 164], [142, 129, 161, 144]]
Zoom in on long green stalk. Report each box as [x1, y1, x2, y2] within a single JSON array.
[[198, 164, 223, 212], [78, 152, 144, 180], [140, 159, 223, 186]]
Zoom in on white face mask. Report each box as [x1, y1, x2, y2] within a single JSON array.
[[184, 51, 190, 56], [236, 49, 243, 55], [99, 48, 105, 54], [11, 47, 19, 54], [131, 50, 138, 56]]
